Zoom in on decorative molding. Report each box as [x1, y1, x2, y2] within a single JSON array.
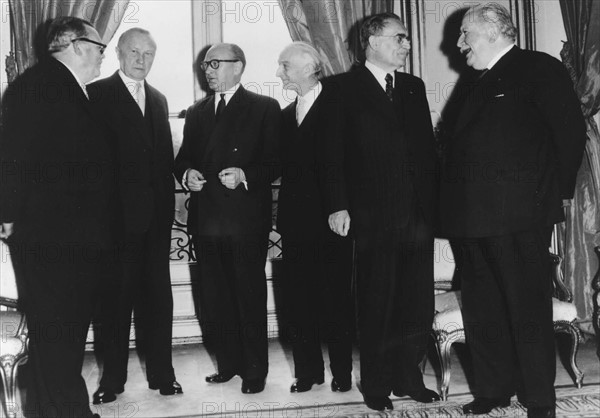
[[510, 0, 537, 50], [191, 0, 223, 102], [395, 0, 424, 78]]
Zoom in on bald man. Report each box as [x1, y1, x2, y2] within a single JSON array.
[[174, 43, 280, 394], [276, 42, 354, 394], [88, 28, 181, 404]]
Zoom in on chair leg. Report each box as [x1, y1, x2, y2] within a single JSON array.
[[565, 322, 585, 388], [435, 336, 453, 401], [0, 356, 21, 418]]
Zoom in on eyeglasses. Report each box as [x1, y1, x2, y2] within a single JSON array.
[[72, 37, 107, 54], [200, 59, 239, 71], [377, 33, 411, 44]]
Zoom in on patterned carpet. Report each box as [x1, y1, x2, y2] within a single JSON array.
[[189, 384, 600, 417]]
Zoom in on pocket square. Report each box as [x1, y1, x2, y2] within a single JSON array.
[[494, 93, 505, 98]]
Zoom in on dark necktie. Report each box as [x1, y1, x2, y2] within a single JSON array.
[[215, 93, 226, 121], [385, 73, 394, 101]]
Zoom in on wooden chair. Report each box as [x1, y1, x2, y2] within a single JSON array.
[[0, 241, 28, 418], [431, 242, 584, 401]]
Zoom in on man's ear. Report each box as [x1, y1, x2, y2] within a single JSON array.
[[303, 63, 315, 76], [72, 41, 83, 56], [233, 61, 244, 75], [488, 25, 499, 43], [368, 35, 379, 51]]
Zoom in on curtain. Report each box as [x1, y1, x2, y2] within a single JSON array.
[[278, 0, 393, 76], [558, 0, 600, 334], [8, 0, 130, 75]]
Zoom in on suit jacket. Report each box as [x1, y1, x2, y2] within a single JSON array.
[[0, 58, 116, 249], [324, 66, 437, 242], [439, 46, 587, 238], [88, 72, 175, 234], [277, 83, 339, 239], [174, 86, 280, 236]]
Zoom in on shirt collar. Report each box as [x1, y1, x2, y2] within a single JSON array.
[[365, 60, 395, 92], [297, 81, 322, 105], [214, 83, 241, 110], [118, 70, 145, 98], [487, 44, 516, 70]]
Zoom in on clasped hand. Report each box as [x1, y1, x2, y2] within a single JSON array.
[[186, 167, 246, 191], [328, 210, 350, 237]]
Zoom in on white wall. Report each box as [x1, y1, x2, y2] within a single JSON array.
[[534, 0, 567, 59], [1, 0, 11, 101]]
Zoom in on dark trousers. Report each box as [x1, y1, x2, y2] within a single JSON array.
[[356, 206, 434, 397], [99, 215, 175, 390], [281, 232, 354, 381], [194, 234, 269, 380], [456, 227, 556, 407], [12, 242, 111, 418]]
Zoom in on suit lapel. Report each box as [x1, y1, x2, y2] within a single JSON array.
[[454, 46, 520, 134], [144, 82, 163, 148], [200, 94, 220, 158], [355, 66, 398, 123], [111, 73, 151, 144]]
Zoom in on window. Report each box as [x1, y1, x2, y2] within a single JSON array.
[[98, 0, 195, 116], [221, 0, 293, 108]]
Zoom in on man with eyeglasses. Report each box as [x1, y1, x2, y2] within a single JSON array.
[[324, 13, 439, 411], [174, 43, 280, 394], [87, 27, 182, 406], [0, 16, 113, 418]]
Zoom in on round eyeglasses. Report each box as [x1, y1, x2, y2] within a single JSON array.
[[200, 59, 240, 71]]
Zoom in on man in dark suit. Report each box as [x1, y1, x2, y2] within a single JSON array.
[[0, 16, 112, 418], [88, 28, 181, 404], [325, 13, 439, 411], [439, 4, 586, 417], [174, 43, 280, 394], [275, 42, 354, 394]]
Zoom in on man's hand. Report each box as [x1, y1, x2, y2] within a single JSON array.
[[186, 169, 207, 192], [219, 167, 246, 190], [0, 223, 14, 240], [328, 210, 350, 237]]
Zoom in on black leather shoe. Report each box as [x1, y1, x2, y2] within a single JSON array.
[[241, 378, 265, 394], [149, 380, 183, 395], [463, 397, 511, 414], [92, 385, 124, 405], [290, 376, 324, 393], [205, 372, 236, 383], [331, 377, 352, 392], [527, 406, 555, 418], [393, 387, 440, 403], [363, 395, 393, 411]]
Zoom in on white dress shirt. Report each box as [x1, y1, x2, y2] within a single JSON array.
[[296, 81, 322, 126], [119, 70, 146, 115], [214, 83, 240, 113], [365, 60, 395, 93]]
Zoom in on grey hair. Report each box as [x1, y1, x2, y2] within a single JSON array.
[[360, 12, 403, 51], [470, 3, 517, 41], [117, 28, 155, 49], [287, 41, 323, 79], [47, 16, 94, 53]]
